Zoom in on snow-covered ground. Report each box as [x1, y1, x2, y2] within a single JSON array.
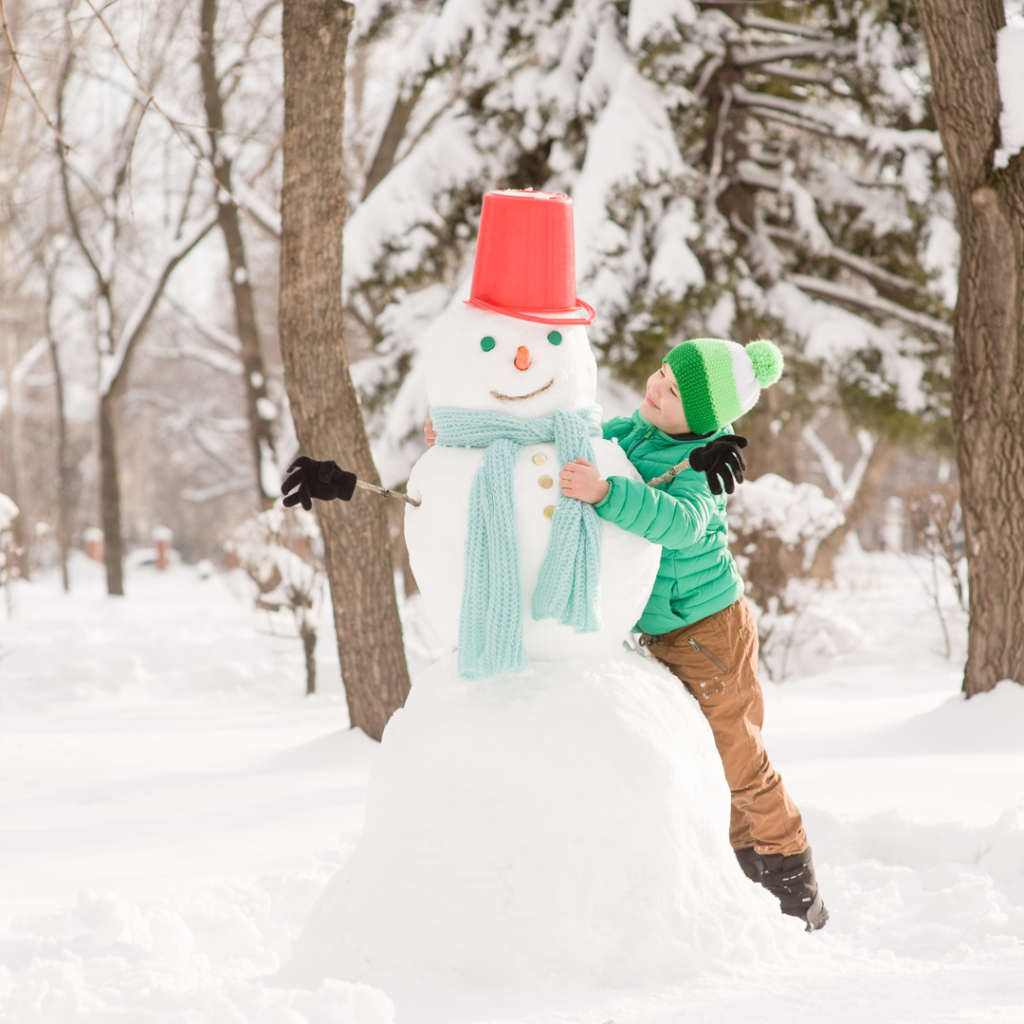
[[2, 550, 1023, 1022]]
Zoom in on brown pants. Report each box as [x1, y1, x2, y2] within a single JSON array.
[[645, 598, 807, 857]]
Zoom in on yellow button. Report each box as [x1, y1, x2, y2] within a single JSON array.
[[532, 453, 547, 465], [538, 475, 553, 489], [543, 505, 555, 519]]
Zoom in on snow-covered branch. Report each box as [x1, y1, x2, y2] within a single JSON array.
[[732, 41, 855, 68], [758, 62, 833, 86], [788, 273, 953, 340], [735, 159, 781, 191], [731, 84, 943, 155], [802, 414, 875, 509], [767, 227, 930, 299], [738, 16, 831, 40], [10, 337, 48, 385]]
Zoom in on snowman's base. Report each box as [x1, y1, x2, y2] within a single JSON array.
[[284, 653, 791, 990]]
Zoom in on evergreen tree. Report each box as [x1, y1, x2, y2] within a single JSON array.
[[343, 0, 956, 490]]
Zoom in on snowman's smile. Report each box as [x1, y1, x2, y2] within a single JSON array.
[[490, 379, 554, 402]]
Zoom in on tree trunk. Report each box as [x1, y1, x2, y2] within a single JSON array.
[[916, 0, 1024, 696], [199, 0, 278, 508], [279, 0, 411, 740], [53, 355, 72, 593], [1, 330, 29, 580], [301, 619, 317, 696], [98, 391, 125, 596], [46, 286, 73, 592], [808, 438, 897, 582]]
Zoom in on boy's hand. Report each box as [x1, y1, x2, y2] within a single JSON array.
[[559, 458, 609, 504], [424, 418, 436, 447], [689, 434, 748, 495]]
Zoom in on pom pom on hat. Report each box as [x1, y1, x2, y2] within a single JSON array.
[[663, 337, 784, 434], [746, 339, 784, 387]]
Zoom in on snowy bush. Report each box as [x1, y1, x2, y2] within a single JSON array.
[[728, 473, 844, 678], [227, 506, 326, 695], [0, 493, 21, 611]]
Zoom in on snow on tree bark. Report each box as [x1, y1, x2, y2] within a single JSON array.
[[916, 0, 1024, 697], [279, 0, 411, 740]]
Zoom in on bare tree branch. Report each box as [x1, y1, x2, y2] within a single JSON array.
[[156, 340, 244, 375], [219, 0, 282, 101], [0, 0, 73, 149], [56, 53, 104, 281], [62, 150, 107, 213], [99, 205, 220, 396], [80, 0, 280, 238], [163, 292, 242, 354], [0, 53, 13, 144], [230, 177, 281, 236]]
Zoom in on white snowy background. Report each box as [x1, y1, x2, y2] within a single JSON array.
[[2, 544, 1023, 1023], [4, 0, 1024, 1019]]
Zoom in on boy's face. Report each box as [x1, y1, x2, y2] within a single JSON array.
[[639, 364, 689, 434]]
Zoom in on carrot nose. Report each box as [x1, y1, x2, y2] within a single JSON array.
[[514, 346, 532, 371]]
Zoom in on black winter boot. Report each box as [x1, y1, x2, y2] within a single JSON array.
[[734, 846, 829, 932]]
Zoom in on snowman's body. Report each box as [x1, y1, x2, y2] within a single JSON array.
[[408, 439, 656, 659], [404, 302, 661, 660]]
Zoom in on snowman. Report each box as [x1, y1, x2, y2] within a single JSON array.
[[405, 189, 661, 674], [281, 191, 784, 994]]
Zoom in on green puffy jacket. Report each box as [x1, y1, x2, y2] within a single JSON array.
[[595, 410, 744, 635]]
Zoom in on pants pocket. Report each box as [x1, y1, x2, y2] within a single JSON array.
[[686, 636, 729, 674], [658, 620, 730, 700]]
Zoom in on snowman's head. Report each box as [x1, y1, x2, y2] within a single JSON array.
[[424, 304, 598, 418]]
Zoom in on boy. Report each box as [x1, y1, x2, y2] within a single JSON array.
[[559, 337, 828, 933]]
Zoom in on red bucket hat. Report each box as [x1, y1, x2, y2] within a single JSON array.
[[465, 190, 596, 325]]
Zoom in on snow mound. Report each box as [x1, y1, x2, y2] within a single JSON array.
[[807, 804, 1024, 958], [0, 885, 394, 1024], [865, 678, 1024, 755], [285, 654, 791, 990]]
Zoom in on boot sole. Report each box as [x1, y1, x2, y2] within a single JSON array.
[[805, 900, 829, 933]]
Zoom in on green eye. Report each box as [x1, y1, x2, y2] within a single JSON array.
[[480, 336, 495, 352], [547, 331, 562, 346]]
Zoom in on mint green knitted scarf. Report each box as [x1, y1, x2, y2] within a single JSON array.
[[430, 406, 603, 680]]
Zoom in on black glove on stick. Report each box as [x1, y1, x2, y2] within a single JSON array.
[[689, 434, 748, 496], [281, 456, 358, 511]]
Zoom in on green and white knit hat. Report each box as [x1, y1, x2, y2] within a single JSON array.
[[663, 338, 784, 434]]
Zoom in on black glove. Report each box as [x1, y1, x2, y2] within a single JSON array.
[[281, 456, 357, 510], [689, 435, 748, 496]]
